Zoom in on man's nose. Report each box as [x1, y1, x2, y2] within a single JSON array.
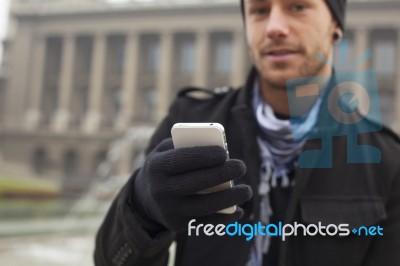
[[265, 7, 289, 40]]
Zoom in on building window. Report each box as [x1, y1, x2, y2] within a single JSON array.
[[42, 85, 59, 125], [32, 148, 47, 175], [45, 37, 62, 76], [214, 36, 233, 75], [101, 86, 122, 127], [117, 41, 125, 73], [79, 86, 89, 116], [112, 87, 122, 118], [373, 40, 396, 76], [0, 84, 4, 123], [63, 150, 78, 178], [71, 86, 88, 126], [140, 35, 160, 74], [148, 41, 160, 73], [76, 36, 93, 74], [371, 30, 396, 126], [108, 36, 125, 74], [136, 87, 157, 121], [179, 39, 195, 74], [93, 150, 107, 174], [145, 88, 157, 121], [42, 37, 62, 125]]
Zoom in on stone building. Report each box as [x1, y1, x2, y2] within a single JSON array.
[[0, 0, 399, 195]]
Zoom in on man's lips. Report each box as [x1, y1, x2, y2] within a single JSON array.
[[267, 49, 297, 55], [261, 48, 300, 62]]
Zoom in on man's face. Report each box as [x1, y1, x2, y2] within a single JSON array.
[[244, 0, 337, 88]]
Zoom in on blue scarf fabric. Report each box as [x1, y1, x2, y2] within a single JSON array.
[[248, 81, 321, 266]]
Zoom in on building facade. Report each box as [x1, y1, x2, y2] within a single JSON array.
[[0, 0, 399, 195]]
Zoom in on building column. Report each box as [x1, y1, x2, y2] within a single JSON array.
[[25, 35, 46, 130], [116, 32, 139, 131], [84, 33, 107, 133], [53, 34, 76, 132], [394, 30, 400, 133], [231, 30, 246, 87], [194, 30, 209, 87], [156, 31, 173, 122]]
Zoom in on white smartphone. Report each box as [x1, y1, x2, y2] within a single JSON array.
[[171, 123, 236, 214]]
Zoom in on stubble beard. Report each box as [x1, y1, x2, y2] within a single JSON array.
[[254, 50, 328, 90]]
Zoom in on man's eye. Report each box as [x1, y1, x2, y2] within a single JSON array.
[[251, 7, 269, 16], [291, 4, 306, 12]]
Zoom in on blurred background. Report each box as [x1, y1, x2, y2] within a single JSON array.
[[0, 0, 399, 265]]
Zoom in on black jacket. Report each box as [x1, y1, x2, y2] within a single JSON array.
[[95, 68, 400, 266]]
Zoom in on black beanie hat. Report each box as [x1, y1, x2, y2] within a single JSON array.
[[240, 0, 347, 31]]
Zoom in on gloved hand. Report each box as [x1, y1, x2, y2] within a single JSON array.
[[131, 138, 252, 233]]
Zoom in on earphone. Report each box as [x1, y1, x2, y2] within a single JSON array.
[[333, 30, 342, 42]]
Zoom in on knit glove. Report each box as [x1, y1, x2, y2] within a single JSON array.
[[131, 138, 252, 233]]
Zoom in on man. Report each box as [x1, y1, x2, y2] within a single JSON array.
[[95, 0, 400, 265]]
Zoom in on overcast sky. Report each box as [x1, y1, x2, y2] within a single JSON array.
[[0, 0, 10, 64]]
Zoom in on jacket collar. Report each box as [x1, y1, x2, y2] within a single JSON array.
[[230, 66, 261, 222], [232, 66, 259, 113]]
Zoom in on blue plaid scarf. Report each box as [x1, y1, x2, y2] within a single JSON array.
[[248, 81, 321, 266]]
